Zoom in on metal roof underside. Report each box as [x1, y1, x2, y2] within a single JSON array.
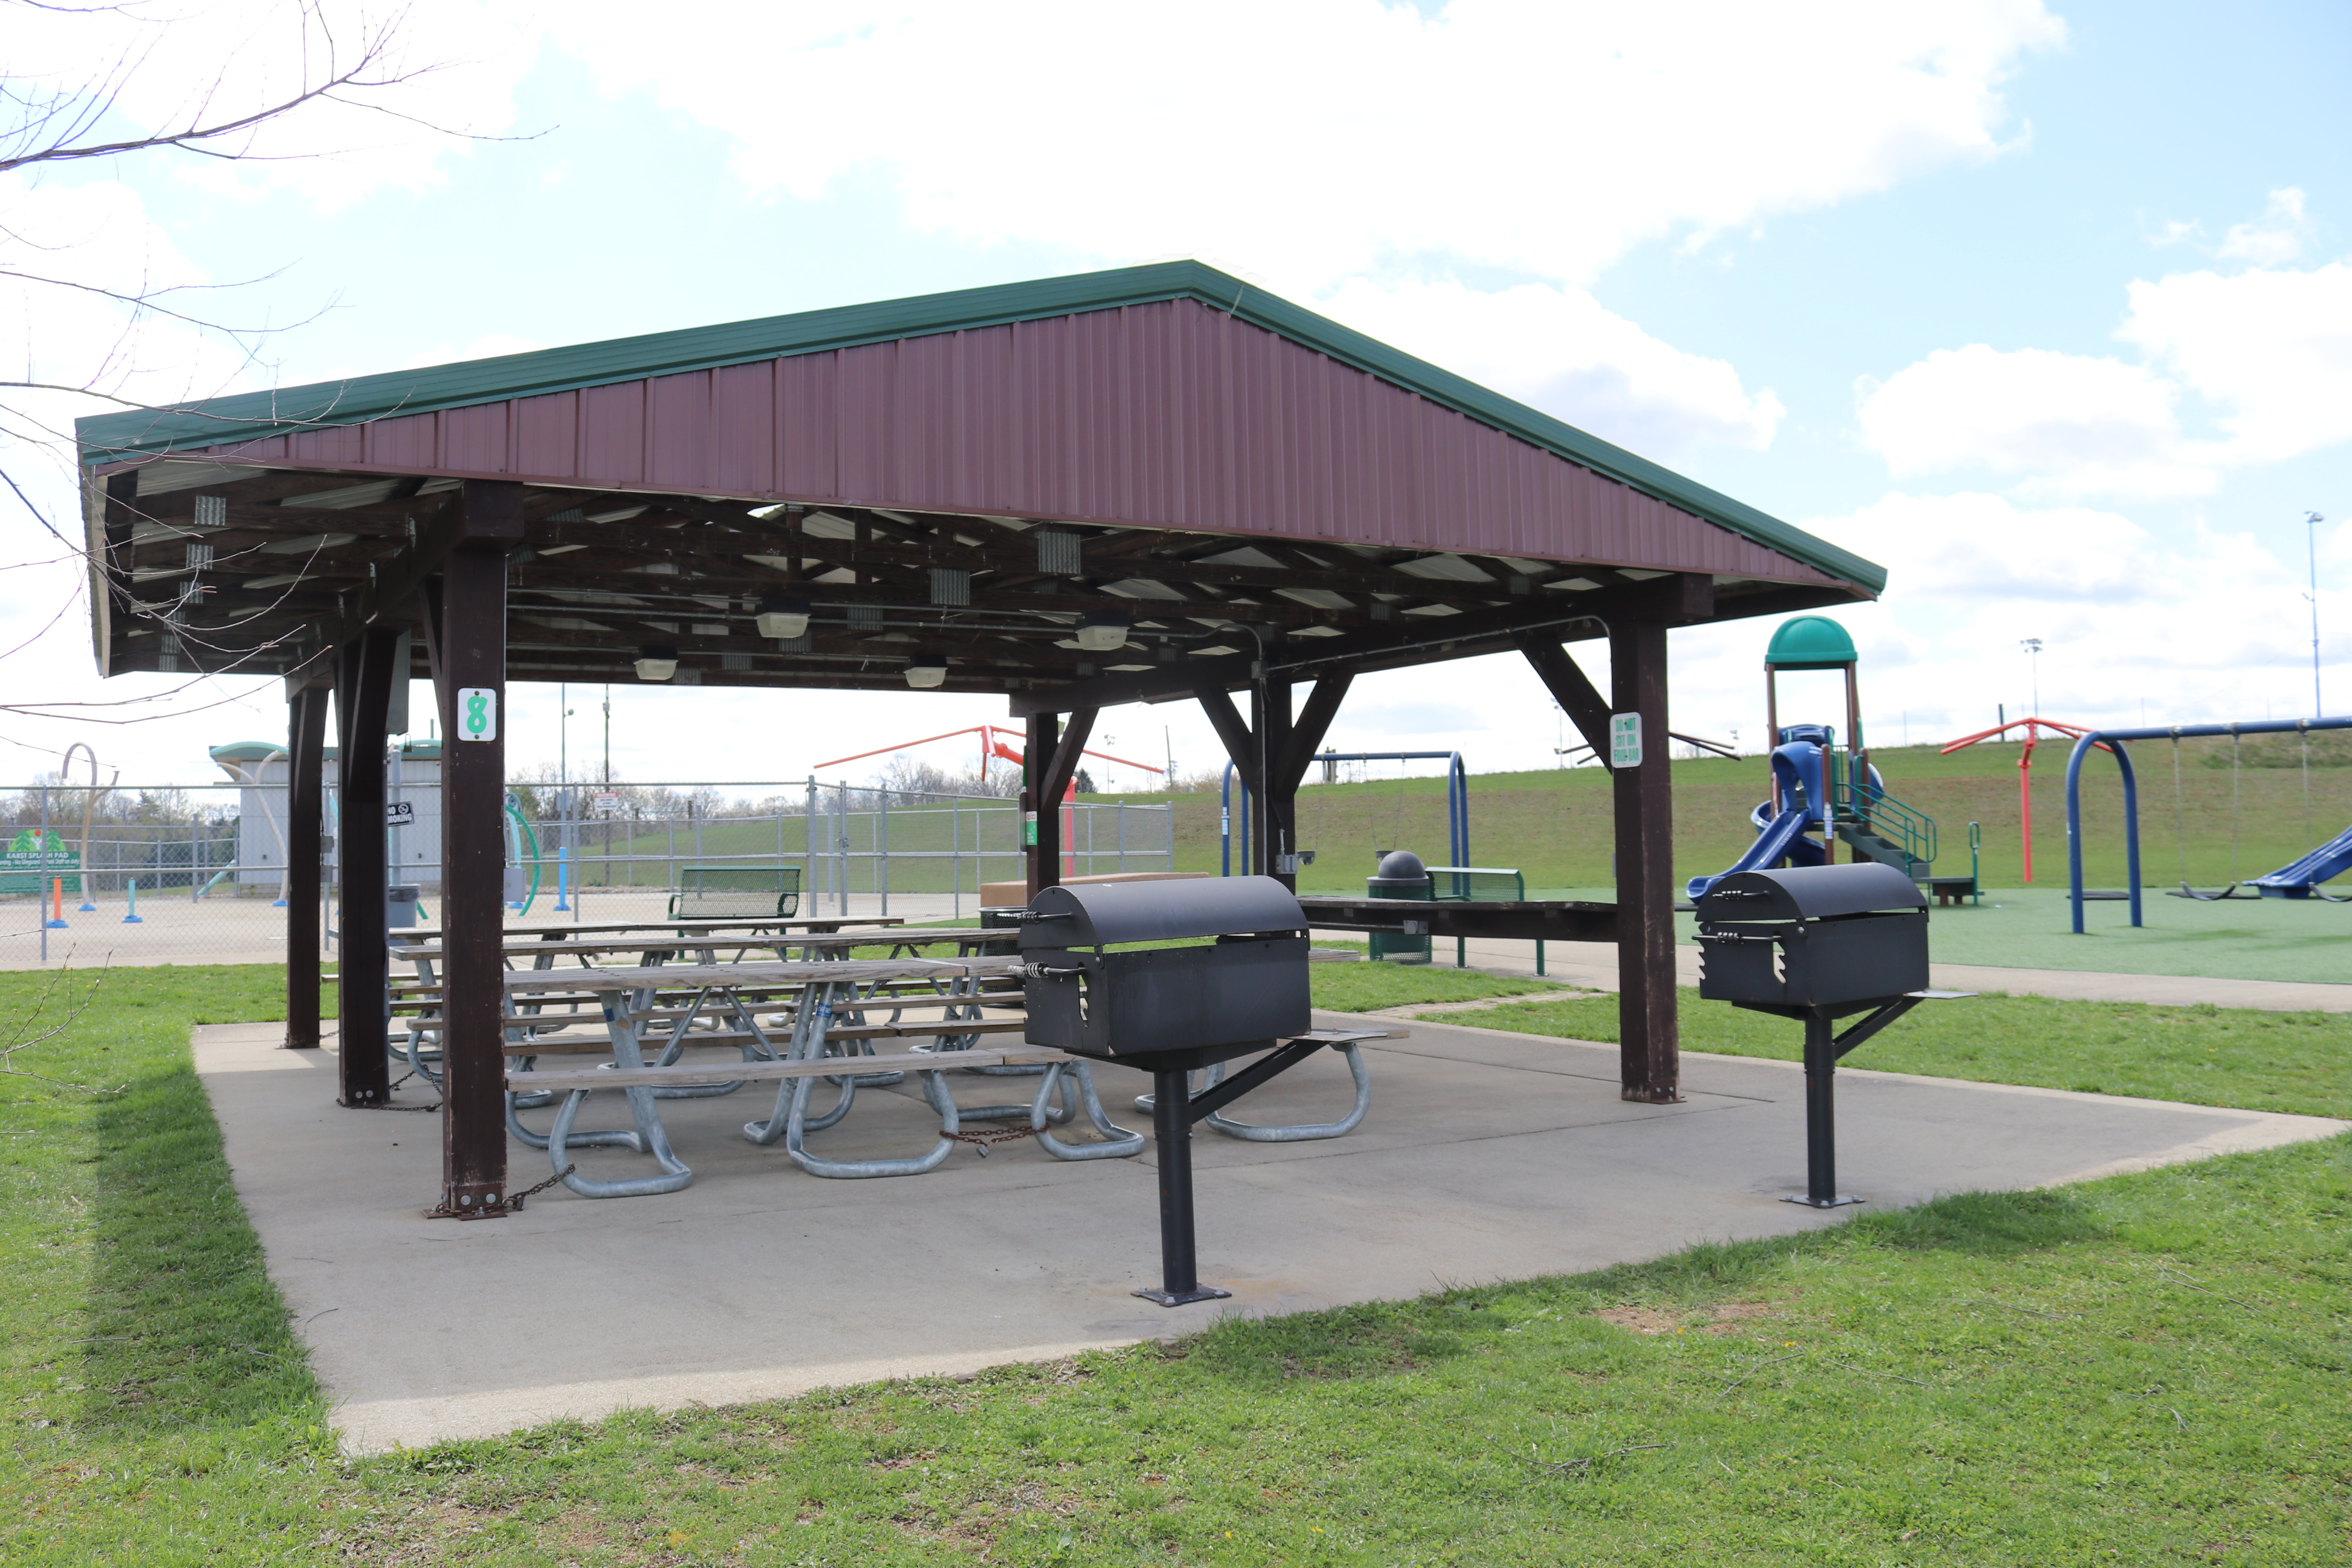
[[78, 261, 1883, 594]]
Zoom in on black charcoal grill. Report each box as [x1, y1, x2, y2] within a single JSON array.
[[1016, 875, 1374, 1306], [1696, 863, 1967, 1207]]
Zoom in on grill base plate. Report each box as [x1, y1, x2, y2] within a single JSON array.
[[1133, 1283, 1232, 1308]]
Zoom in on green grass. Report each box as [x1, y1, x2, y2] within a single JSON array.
[[1306, 950, 1565, 1014], [1415, 986, 2352, 1120], [7, 965, 2352, 1563]]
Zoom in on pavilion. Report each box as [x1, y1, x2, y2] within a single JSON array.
[[77, 261, 1885, 1218]]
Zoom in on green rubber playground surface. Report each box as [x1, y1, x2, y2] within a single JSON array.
[[1892, 887, 2352, 985], [1511, 886, 2352, 987]]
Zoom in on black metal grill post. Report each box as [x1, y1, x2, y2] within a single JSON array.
[[1791, 1008, 1856, 1208], [1138, 1067, 1231, 1308]]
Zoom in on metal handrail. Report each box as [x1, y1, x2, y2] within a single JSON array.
[[1837, 779, 1937, 868]]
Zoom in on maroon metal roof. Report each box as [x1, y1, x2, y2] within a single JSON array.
[[158, 298, 1838, 588]]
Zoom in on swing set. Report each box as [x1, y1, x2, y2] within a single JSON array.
[[2062, 715, 2352, 933]]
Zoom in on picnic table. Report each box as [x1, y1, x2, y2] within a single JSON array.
[[405, 915, 905, 941], [390, 924, 999, 966], [497, 955, 1143, 1195]]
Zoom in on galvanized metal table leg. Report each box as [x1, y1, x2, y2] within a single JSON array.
[[745, 982, 853, 1144], [1136, 1067, 1231, 1307], [1030, 1060, 1145, 1160], [538, 983, 695, 1198], [1201, 1043, 1371, 1142]]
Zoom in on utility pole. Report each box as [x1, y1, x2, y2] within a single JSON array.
[[2307, 512, 2326, 717], [559, 682, 568, 784], [601, 685, 612, 784]]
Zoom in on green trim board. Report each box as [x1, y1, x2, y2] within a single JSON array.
[[75, 262, 1884, 595]]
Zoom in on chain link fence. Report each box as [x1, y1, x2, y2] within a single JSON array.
[[1, 774, 1173, 969]]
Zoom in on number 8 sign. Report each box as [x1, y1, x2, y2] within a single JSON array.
[[457, 688, 499, 742]]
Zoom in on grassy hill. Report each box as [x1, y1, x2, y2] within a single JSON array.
[[542, 734, 2352, 897], [1129, 734, 2352, 894]]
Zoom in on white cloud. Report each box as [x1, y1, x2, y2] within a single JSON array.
[[1855, 347, 2209, 499], [1316, 278, 1783, 455], [2121, 258, 2352, 465], [542, 0, 2062, 290], [1806, 491, 2176, 603], [1778, 491, 2335, 735], [2218, 187, 2310, 265], [1859, 191, 2352, 497]]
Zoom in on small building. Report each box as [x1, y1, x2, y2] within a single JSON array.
[[210, 739, 445, 889]]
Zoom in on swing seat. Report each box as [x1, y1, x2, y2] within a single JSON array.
[[2165, 883, 2250, 901]]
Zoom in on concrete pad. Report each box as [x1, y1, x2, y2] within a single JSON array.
[[194, 1014, 2347, 1454]]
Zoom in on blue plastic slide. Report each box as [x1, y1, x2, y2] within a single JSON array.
[[1687, 807, 1823, 900], [2251, 822, 2352, 898]]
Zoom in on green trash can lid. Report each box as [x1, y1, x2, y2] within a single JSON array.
[[1764, 615, 1858, 670]]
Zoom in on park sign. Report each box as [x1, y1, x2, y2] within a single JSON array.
[[1609, 713, 1644, 769], [1, 829, 80, 896]]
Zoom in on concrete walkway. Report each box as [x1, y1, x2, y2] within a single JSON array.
[[1395, 935, 2352, 1013], [194, 1017, 2347, 1454]]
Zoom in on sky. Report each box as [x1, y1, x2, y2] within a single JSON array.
[[4, 0, 2348, 798]]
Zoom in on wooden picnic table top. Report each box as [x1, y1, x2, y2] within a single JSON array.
[[394, 924, 1000, 961], [501, 956, 1023, 995], [403, 915, 906, 940]]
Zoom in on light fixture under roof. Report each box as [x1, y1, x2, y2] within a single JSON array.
[[755, 593, 811, 640], [903, 652, 947, 690], [634, 644, 679, 682], [1074, 610, 1131, 652]]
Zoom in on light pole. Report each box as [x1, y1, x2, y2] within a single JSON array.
[[2307, 512, 2325, 717], [2020, 637, 2043, 717]]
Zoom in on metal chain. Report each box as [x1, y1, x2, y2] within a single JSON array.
[[507, 1163, 577, 1210], [423, 1163, 575, 1220], [944, 1125, 1037, 1158]]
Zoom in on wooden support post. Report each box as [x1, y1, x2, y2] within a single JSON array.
[[334, 630, 399, 1105], [1610, 617, 1680, 1102], [1022, 709, 1097, 900], [1252, 681, 1293, 885], [1023, 712, 1059, 901], [283, 678, 330, 1049], [433, 481, 523, 1218]]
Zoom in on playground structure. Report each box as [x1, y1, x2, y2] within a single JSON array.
[[1939, 717, 2096, 884], [1687, 617, 1946, 901], [2064, 715, 2352, 931], [1222, 751, 1467, 879]]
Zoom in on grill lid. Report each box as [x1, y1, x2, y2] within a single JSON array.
[[1019, 875, 1307, 947], [1695, 862, 1926, 921]]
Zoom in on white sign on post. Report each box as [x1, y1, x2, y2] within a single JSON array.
[[456, 687, 498, 742], [593, 791, 620, 817], [1608, 712, 1643, 768]]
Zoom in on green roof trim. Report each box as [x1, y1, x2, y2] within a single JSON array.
[[76, 261, 1883, 593], [1764, 614, 1860, 669]]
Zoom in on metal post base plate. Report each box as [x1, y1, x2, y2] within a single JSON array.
[[1782, 1192, 1864, 1209], [1132, 1283, 1233, 1308]]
